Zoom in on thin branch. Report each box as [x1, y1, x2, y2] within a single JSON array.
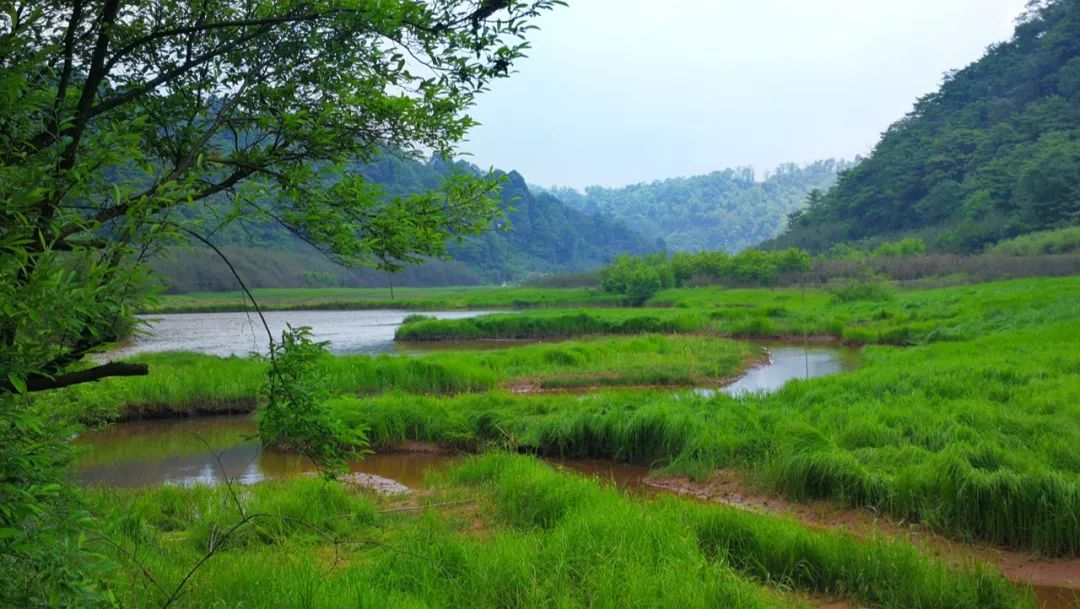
[[90, 25, 273, 119]]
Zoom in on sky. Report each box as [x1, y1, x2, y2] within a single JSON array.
[[460, 0, 1030, 190]]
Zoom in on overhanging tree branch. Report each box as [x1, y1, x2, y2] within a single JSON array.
[[4, 361, 150, 394]]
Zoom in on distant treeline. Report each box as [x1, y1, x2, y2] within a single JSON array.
[[162, 152, 657, 291], [599, 249, 813, 304], [566, 231, 1080, 304], [545, 159, 851, 252], [150, 247, 483, 293]]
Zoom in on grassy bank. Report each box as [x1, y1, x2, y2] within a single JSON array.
[[64, 336, 754, 419], [398, 276, 1080, 345], [145, 285, 617, 313], [87, 454, 1031, 609], [84, 276, 1080, 556], [336, 315, 1080, 555]]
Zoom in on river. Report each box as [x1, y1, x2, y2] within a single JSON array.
[[111, 309, 503, 357]]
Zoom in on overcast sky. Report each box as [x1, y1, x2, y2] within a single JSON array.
[[460, 0, 1029, 189]]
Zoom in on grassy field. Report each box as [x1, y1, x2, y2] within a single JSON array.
[[398, 276, 1080, 345], [336, 278, 1080, 555], [62, 335, 754, 419], [145, 285, 618, 313], [86, 453, 1032, 609], [75, 275, 1080, 572]]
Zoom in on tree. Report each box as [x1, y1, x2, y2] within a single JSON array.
[[0, 0, 561, 603], [1, 0, 560, 394]]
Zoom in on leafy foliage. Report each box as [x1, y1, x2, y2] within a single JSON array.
[[988, 226, 1080, 255], [599, 248, 813, 302], [258, 327, 368, 477], [547, 160, 851, 252], [0, 0, 559, 603], [0, 401, 106, 607], [160, 156, 658, 289], [778, 0, 1080, 252]]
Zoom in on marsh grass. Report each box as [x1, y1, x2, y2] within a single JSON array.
[[334, 318, 1080, 555], [395, 308, 711, 340], [69, 335, 751, 419], [80, 276, 1080, 555], [87, 454, 1033, 609], [401, 276, 1080, 347]]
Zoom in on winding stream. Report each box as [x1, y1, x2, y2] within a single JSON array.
[[76, 340, 856, 488], [76, 311, 1076, 607]]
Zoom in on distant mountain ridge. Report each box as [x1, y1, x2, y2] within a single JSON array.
[[542, 159, 852, 252], [773, 0, 1080, 252], [154, 154, 657, 292]]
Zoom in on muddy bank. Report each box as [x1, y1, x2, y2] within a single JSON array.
[[645, 471, 1080, 608]]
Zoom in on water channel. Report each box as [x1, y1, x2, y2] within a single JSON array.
[[75, 312, 1076, 608], [79, 307, 858, 488]]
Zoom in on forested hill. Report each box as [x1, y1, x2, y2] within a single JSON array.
[[773, 0, 1080, 253], [448, 170, 660, 280], [543, 160, 850, 252], [154, 155, 656, 291]]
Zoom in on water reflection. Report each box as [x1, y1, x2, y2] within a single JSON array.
[[76, 416, 457, 488], [699, 342, 860, 397], [111, 309, 503, 358]]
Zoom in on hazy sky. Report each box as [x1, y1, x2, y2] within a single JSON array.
[[461, 0, 1029, 189]]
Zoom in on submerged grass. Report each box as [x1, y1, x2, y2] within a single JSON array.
[[69, 335, 752, 419], [87, 454, 1032, 609]]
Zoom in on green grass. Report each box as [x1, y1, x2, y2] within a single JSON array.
[[66, 335, 753, 419], [397, 308, 714, 340], [84, 276, 1080, 556], [146, 285, 618, 313], [990, 226, 1080, 256], [86, 454, 1032, 609], [333, 314, 1080, 555], [400, 276, 1080, 346]]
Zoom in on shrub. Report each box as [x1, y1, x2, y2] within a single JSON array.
[[830, 281, 895, 303]]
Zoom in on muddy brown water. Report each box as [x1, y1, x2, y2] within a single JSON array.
[[77, 340, 856, 487], [76, 415, 1077, 607]]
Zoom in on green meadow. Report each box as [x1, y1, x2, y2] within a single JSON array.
[[86, 454, 1032, 609], [66, 275, 1080, 608], [397, 276, 1080, 345], [64, 335, 754, 419]]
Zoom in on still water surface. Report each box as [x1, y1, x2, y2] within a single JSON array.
[[88, 311, 858, 488], [77, 342, 857, 488], [75, 415, 650, 491], [712, 343, 859, 396], [114, 309, 502, 357]]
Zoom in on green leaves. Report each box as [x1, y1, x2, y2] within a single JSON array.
[[258, 326, 370, 478], [5, 374, 25, 395]]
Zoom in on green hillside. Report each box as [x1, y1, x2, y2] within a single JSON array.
[[155, 154, 656, 292], [775, 0, 1080, 252], [546, 160, 849, 252]]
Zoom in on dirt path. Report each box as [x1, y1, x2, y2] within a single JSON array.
[[645, 471, 1080, 608]]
